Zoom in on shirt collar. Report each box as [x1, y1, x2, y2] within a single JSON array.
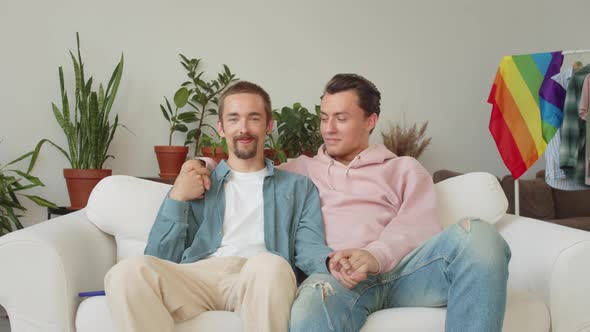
[[214, 158, 275, 181]]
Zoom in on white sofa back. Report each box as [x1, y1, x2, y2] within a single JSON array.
[[86, 176, 171, 261], [85, 173, 508, 261]]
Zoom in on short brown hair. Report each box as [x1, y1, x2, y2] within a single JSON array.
[[323, 73, 381, 117], [218, 81, 272, 124]]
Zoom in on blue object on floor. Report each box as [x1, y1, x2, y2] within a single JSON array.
[[79, 290, 105, 297]]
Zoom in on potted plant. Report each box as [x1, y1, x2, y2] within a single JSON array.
[[272, 103, 323, 158], [154, 87, 190, 178], [264, 133, 287, 165], [0, 141, 57, 235], [44, 33, 125, 210], [199, 134, 229, 164], [381, 120, 432, 159], [172, 54, 237, 158]]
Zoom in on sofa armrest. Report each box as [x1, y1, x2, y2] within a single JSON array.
[[497, 214, 590, 332], [0, 210, 116, 332]]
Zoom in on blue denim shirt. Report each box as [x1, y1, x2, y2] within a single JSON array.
[[145, 159, 332, 276]]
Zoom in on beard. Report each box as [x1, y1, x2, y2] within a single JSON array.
[[233, 134, 259, 159]]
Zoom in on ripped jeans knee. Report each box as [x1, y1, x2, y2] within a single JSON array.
[[290, 274, 342, 332]]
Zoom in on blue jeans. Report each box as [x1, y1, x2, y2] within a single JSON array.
[[290, 219, 511, 332]]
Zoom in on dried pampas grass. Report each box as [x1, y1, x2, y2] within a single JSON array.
[[381, 121, 432, 159]]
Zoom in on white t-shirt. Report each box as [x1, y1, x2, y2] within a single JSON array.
[[209, 167, 268, 258]]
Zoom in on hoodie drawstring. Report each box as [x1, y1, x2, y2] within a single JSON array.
[[327, 160, 335, 189]]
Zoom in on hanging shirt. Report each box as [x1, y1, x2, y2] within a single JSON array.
[[544, 67, 589, 190], [560, 65, 590, 185], [583, 75, 590, 185], [545, 129, 589, 190], [210, 167, 269, 258], [551, 66, 573, 90], [580, 75, 590, 120]]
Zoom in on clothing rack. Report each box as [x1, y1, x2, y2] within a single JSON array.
[[563, 49, 590, 55], [513, 48, 590, 216]]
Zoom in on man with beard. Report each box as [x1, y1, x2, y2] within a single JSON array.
[[104, 81, 332, 332]]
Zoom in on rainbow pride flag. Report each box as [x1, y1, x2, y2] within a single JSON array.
[[488, 51, 563, 179]]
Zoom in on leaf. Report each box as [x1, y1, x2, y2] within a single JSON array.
[[34, 139, 71, 166], [23, 195, 58, 208], [177, 112, 198, 123], [7, 209, 24, 230], [201, 123, 218, 133], [186, 128, 197, 140], [181, 62, 190, 71], [9, 183, 39, 192], [174, 87, 189, 108], [165, 97, 172, 115], [11, 170, 43, 186], [179, 53, 190, 64], [160, 105, 170, 121], [196, 79, 208, 90], [6, 151, 33, 167], [173, 124, 188, 132]]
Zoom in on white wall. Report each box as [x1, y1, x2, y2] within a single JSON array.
[[1, 0, 589, 226]]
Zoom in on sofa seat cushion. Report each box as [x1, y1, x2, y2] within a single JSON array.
[[76, 296, 242, 332], [75, 288, 548, 332]]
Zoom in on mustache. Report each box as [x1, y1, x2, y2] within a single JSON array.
[[234, 134, 258, 140]]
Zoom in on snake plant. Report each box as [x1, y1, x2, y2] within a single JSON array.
[[45, 33, 125, 169]]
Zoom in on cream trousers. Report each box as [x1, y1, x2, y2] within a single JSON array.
[[104, 252, 297, 332]]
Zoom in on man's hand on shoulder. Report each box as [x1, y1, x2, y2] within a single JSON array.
[[328, 249, 379, 289], [169, 160, 211, 201]]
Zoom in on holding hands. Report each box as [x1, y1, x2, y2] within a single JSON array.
[[328, 249, 380, 289]]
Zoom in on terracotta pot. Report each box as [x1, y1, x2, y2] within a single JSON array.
[[63, 168, 112, 210], [201, 146, 229, 164], [301, 150, 315, 157], [154, 145, 189, 178], [263, 148, 282, 165]]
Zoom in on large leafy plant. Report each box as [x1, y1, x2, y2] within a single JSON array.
[[47, 33, 125, 169], [172, 54, 237, 156], [0, 142, 57, 235], [272, 103, 323, 157]]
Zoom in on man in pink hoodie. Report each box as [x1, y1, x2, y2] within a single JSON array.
[[189, 74, 511, 332]]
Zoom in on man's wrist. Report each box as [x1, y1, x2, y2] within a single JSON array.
[[169, 188, 187, 201]]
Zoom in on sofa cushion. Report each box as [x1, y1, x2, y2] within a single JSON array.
[[552, 188, 590, 219], [434, 172, 508, 227], [76, 296, 242, 332], [75, 288, 549, 332], [86, 175, 171, 261]]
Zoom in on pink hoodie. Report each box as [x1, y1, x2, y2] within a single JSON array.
[[278, 144, 442, 273]]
